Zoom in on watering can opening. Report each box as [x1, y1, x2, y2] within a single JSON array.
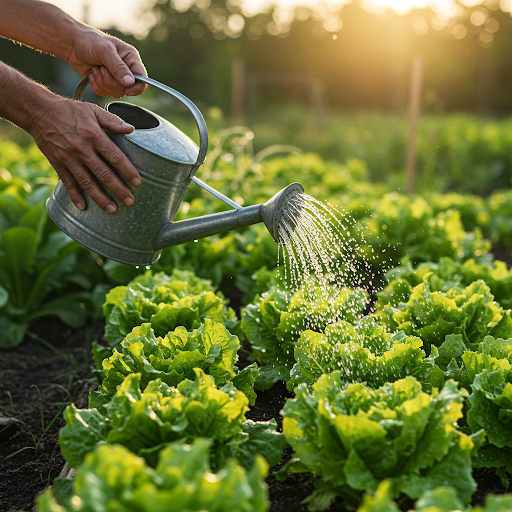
[[108, 103, 160, 130]]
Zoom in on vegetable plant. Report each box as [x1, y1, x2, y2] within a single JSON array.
[[91, 320, 259, 406], [357, 480, 512, 512], [280, 374, 479, 511], [287, 317, 434, 391], [0, 184, 101, 348], [375, 275, 512, 356], [242, 282, 368, 389], [60, 368, 285, 471], [102, 270, 239, 349], [37, 439, 269, 512]]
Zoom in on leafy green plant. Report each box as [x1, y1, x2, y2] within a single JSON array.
[[431, 193, 490, 233], [102, 270, 239, 349], [60, 368, 285, 471], [242, 282, 368, 389], [37, 439, 269, 512], [378, 257, 512, 310], [91, 320, 258, 406], [280, 374, 479, 511], [0, 187, 98, 348], [357, 480, 512, 512], [362, 194, 490, 269], [287, 317, 434, 391], [487, 190, 512, 251], [375, 275, 512, 356], [466, 367, 512, 483]]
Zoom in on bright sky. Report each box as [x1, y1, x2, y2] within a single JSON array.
[[46, 0, 477, 36]]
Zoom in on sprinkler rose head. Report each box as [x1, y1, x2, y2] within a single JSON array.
[[260, 182, 304, 243]]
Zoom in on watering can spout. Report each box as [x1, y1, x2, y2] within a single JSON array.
[[154, 182, 304, 250]]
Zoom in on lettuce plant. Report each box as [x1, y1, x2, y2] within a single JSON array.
[[103, 270, 239, 348], [357, 480, 512, 512], [361, 194, 490, 268], [242, 283, 368, 389], [280, 374, 478, 511], [91, 320, 258, 406], [37, 439, 269, 512], [287, 317, 435, 391], [378, 256, 512, 310], [60, 368, 285, 471], [429, 334, 512, 391], [375, 275, 512, 356], [466, 366, 512, 482]]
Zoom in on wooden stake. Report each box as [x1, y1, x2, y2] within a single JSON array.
[[231, 57, 245, 124], [406, 56, 423, 196]]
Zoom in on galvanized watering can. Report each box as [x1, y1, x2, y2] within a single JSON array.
[[46, 75, 304, 265]]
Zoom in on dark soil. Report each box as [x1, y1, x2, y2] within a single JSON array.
[[1, 260, 511, 512], [0, 319, 103, 512]]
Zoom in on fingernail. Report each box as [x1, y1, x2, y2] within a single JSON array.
[[132, 177, 141, 186], [122, 74, 134, 86], [122, 122, 135, 130], [76, 202, 85, 211], [89, 74, 95, 83], [106, 204, 117, 214], [124, 197, 134, 206]]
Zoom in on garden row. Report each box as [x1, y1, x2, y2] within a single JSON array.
[[37, 258, 512, 511], [3, 134, 512, 351], [3, 135, 512, 511]]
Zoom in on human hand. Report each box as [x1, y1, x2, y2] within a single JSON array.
[[67, 28, 147, 98], [30, 95, 141, 213]]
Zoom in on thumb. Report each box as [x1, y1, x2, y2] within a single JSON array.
[[95, 108, 135, 134], [100, 46, 135, 87]]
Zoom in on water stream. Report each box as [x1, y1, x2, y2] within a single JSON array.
[[275, 192, 377, 333]]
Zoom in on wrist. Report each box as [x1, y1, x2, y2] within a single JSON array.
[[25, 86, 64, 137]]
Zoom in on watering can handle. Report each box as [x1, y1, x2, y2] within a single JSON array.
[[73, 74, 208, 176]]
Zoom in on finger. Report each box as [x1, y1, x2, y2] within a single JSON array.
[[120, 54, 148, 96], [92, 109, 142, 188], [66, 161, 119, 214], [96, 65, 145, 97], [124, 81, 147, 96], [90, 67, 124, 98], [84, 153, 135, 207], [94, 106, 135, 135], [53, 165, 86, 211], [99, 42, 135, 89]]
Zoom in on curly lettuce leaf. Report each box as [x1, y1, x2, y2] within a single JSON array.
[[282, 374, 476, 510], [377, 275, 511, 355], [62, 369, 283, 470], [38, 439, 269, 512], [356, 480, 512, 512], [287, 318, 433, 391], [103, 270, 238, 348], [242, 282, 368, 390], [92, 320, 258, 405]]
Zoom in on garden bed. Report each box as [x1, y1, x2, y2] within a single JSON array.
[[1, 310, 509, 512]]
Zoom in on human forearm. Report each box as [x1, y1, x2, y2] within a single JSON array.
[[0, 0, 82, 61], [0, 60, 142, 213], [0, 61, 56, 133], [0, 0, 146, 98]]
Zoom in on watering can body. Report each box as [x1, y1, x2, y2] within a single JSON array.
[[46, 75, 303, 265]]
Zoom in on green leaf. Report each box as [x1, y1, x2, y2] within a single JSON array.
[[29, 294, 88, 328], [59, 405, 111, 468], [0, 314, 27, 349], [282, 374, 475, 510]]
